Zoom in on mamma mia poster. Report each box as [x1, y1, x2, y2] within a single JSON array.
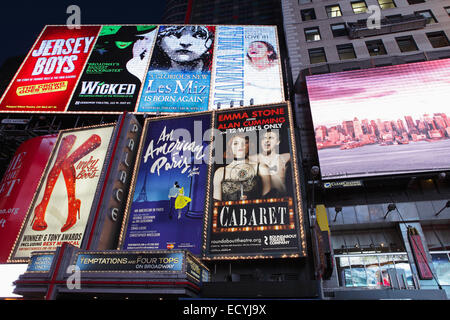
[[120, 113, 212, 255], [136, 25, 216, 113]]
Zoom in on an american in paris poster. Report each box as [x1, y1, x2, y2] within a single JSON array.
[[0, 25, 100, 113], [10, 124, 115, 261], [67, 25, 158, 112], [205, 104, 301, 258], [137, 25, 216, 113], [122, 113, 212, 255]]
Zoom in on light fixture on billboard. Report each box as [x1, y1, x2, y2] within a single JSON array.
[[383, 203, 397, 219], [438, 172, 447, 181], [435, 200, 450, 217], [333, 206, 342, 222], [217, 102, 221, 109], [250, 98, 254, 106], [240, 100, 244, 107], [230, 101, 234, 108]]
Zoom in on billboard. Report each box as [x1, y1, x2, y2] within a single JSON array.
[[137, 25, 216, 113], [0, 135, 57, 263], [119, 113, 212, 255], [0, 25, 100, 113], [67, 25, 158, 112], [209, 25, 284, 109], [306, 59, 450, 180], [203, 103, 306, 259], [9, 124, 115, 262], [0, 25, 284, 114]]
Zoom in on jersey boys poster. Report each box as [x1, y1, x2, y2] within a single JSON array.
[[120, 113, 212, 255], [204, 104, 305, 258], [210, 25, 284, 110], [9, 124, 115, 261], [67, 25, 158, 112], [137, 26, 216, 113], [0, 135, 57, 263], [0, 25, 100, 113]]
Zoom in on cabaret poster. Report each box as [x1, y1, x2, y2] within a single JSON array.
[[136, 25, 216, 113], [120, 113, 212, 255], [210, 25, 284, 110], [204, 104, 305, 258], [0, 25, 100, 112], [9, 124, 115, 262], [67, 25, 158, 112]]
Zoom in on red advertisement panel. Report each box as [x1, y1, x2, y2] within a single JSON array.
[[0, 25, 100, 113], [0, 135, 57, 263]]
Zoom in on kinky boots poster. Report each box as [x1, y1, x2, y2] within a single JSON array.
[[204, 104, 306, 259], [67, 25, 158, 112], [9, 124, 115, 262]]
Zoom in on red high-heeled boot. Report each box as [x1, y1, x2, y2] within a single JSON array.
[[31, 135, 76, 231], [60, 134, 101, 232]]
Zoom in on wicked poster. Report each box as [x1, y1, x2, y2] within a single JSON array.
[[204, 104, 306, 259], [136, 25, 215, 113], [9, 124, 115, 262], [120, 113, 212, 255], [67, 25, 158, 112]]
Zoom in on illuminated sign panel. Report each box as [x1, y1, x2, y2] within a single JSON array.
[[210, 25, 284, 110], [0, 135, 57, 263], [119, 113, 212, 255], [0, 25, 284, 114], [67, 25, 158, 112], [0, 25, 100, 112], [137, 26, 216, 113], [203, 103, 306, 259], [9, 124, 115, 262], [306, 59, 450, 180]]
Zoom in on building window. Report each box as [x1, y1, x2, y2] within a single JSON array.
[[407, 0, 425, 4], [446, 7, 450, 17], [331, 23, 348, 37], [431, 252, 450, 286], [336, 253, 415, 288], [301, 8, 316, 21], [351, 1, 368, 14], [366, 39, 387, 56], [427, 31, 450, 48], [308, 47, 327, 64], [326, 5, 342, 18], [396, 36, 418, 52], [305, 27, 321, 42], [378, 0, 396, 10], [415, 10, 438, 24], [299, 0, 311, 4], [337, 43, 357, 60]]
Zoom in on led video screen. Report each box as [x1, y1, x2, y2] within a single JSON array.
[[306, 59, 450, 180]]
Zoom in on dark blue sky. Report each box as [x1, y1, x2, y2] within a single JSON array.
[[0, 0, 166, 66]]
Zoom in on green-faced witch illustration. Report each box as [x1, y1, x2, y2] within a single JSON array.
[[92, 25, 158, 82]]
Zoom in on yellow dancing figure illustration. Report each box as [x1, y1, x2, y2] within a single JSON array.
[[174, 187, 191, 219]]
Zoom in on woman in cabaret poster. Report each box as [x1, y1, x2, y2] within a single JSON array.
[[206, 105, 300, 258], [121, 114, 211, 256], [137, 25, 215, 113], [67, 25, 158, 112], [10, 125, 114, 261]]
